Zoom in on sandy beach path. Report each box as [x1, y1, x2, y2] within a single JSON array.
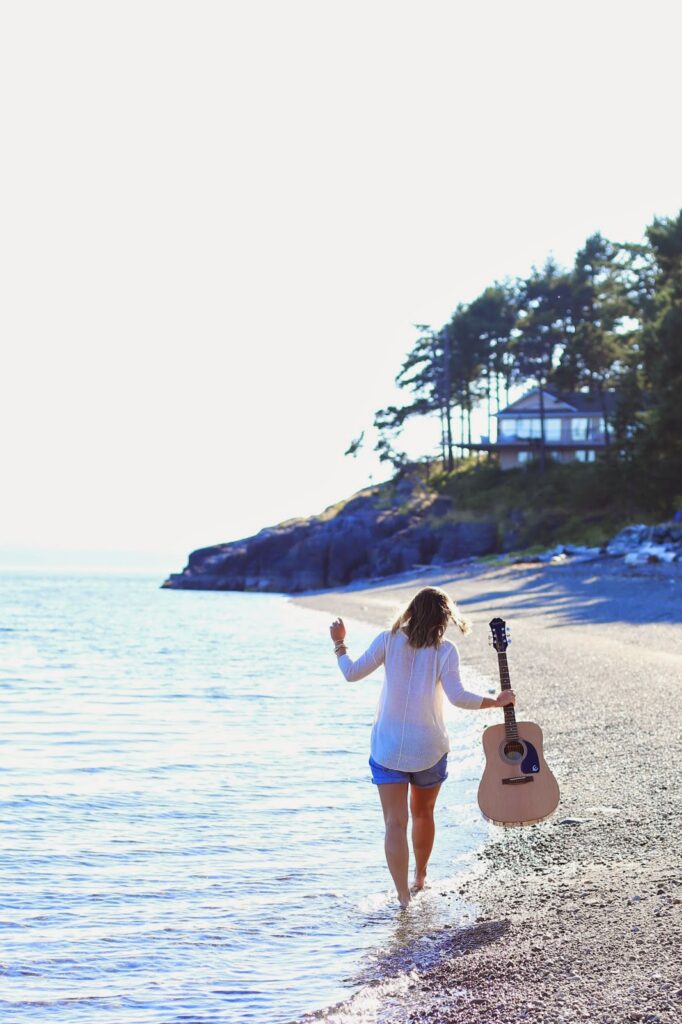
[[293, 559, 682, 1023]]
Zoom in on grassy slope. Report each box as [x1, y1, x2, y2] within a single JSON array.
[[434, 457, 665, 551]]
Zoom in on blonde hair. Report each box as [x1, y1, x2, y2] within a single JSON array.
[[390, 586, 471, 648]]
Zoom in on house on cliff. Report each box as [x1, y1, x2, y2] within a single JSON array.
[[491, 388, 616, 470]]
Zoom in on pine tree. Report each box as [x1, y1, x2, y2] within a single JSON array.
[[637, 211, 682, 509], [513, 259, 573, 470]]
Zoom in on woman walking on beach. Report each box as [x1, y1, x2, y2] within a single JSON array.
[[330, 586, 515, 910]]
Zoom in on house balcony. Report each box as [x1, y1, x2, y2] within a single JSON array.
[[460, 436, 610, 469]]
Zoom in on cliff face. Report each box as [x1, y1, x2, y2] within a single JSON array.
[[162, 476, 497, 593], [161, 461, 682, 595]]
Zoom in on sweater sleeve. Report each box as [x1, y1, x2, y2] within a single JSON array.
[[337, 631, 387, 682], [440, 643, 485, 709]]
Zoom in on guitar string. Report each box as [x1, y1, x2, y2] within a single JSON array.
[[497, 651, 519, 741]]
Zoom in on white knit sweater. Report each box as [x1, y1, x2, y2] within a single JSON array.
[[337, 628, 485, 772]]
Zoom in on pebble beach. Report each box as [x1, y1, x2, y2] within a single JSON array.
[[293, 557, 682, 1023]]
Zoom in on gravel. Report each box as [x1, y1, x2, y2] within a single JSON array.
[[293, 558, 682, 1023]]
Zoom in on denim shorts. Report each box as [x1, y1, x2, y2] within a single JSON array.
[[369, 753, 448, 788]]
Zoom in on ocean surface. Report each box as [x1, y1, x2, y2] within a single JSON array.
[[0, 571, 495, 1024]]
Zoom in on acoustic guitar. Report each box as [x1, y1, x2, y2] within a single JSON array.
[[477, 617, 560, 827]]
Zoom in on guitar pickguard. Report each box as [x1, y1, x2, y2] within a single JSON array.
[[521, 740, 540, 775]]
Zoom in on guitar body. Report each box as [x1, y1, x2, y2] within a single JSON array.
[[478, 720, 560, 826], [479, 617, 560, 827]]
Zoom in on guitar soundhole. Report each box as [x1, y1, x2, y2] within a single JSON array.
[[503, 740, 525, 762]]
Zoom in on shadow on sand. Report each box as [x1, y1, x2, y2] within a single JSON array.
[[450, 563, 682, 628], [302, 559, 682, 629]]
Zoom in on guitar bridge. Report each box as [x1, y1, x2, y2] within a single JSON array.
[[502, 776, 534, 785]]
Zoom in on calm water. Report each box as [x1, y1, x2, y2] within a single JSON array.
[[0, 571, 495, 1023]]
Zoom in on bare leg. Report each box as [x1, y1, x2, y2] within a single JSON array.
[[409, 783, 441, 892], [377, 783, 410, 908]]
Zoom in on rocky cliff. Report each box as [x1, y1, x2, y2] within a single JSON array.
[[161, 473, 498, 593], [161, 462, 682, 594]]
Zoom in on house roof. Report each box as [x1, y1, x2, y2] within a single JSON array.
[[497, 387, 619, 417]]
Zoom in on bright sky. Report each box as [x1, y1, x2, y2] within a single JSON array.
[[2, 1, 681, 572]]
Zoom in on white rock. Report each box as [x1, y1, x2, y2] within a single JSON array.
[[606, 524, 650, 556], [623, 543, 679, 565], [639, 544, 671, 559], [564, 545, 602, 558], [624, 552, 650, 566]]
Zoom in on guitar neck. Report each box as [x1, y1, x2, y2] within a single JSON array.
[[497, 651, 519, 738]]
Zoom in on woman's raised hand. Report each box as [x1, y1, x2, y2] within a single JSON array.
[[329, 617, 346, 643], [495, 690, 516, 707]]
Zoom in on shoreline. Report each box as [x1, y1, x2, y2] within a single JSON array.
[[292, 559, 682, 1023]]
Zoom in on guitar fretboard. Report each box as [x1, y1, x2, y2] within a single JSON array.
[[497, 651, 518, 739]]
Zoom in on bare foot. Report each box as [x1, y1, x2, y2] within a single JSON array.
[[397, 890, 411, 910], [411, 872, 427, 893]]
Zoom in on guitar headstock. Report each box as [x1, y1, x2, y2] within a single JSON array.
[[489, 616, 511, 652]]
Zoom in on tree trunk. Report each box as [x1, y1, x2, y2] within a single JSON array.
[[486, 361, 492, 440], [443, 335, 454, 469], [445, 400, 454, 470], [538, 381, 546, 473], [495, 373, 501, 441], [467, 390, 472, 446], [439, 404, 447, 464], [596, 379, 611, 445]]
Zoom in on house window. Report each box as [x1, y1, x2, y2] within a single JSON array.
[[545, 418, 562, 442], [499, 419, 516, 439], [571, 417, 590, 441], [575, 450, 596, 462], [518, 451, 532, 464], [573, 418, 606, 441], [516, 418, 542, 439], [514, 417, 561, 440]]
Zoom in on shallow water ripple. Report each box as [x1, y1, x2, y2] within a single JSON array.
[[0, 572, 490, 1023]]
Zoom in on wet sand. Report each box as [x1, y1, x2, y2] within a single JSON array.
[[293, 558, 682, 1023]]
